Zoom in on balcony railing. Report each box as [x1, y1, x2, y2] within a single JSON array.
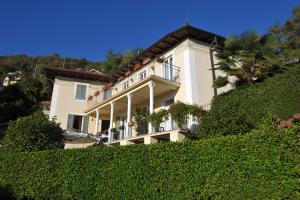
[[87, 64, 180, 109]]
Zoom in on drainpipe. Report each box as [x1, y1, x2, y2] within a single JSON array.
[[209, 36, 218, 96]]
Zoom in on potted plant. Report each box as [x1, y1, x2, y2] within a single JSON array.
[[168, 101, 189, 129], [125, 70, 132, 76], [156, 57, 164, 63], [128, 120, 134, 127], [134, 63, 142, 70], [117, 76, 124, 81], [88, 95, 93, 101], [148, 109, 169, 132], [94, 90, 100, 96], [133, 107, 149, 135]]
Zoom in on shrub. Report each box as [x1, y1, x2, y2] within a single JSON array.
[[147, 109, 169, 131], [169, 102, 189, 128], [3, 113, 65, 152], [0, 123, 299, 199], [199, 65, 300, 137], [134, 107, 149, 134]]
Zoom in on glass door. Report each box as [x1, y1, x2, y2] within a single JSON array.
[[163, 56, 173, 81]]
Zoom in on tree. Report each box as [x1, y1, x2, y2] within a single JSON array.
[[3, 113, 65, 152], [213, 31, 283, 88], [269, 6, 300, 64], [0, 78, 44, 140]]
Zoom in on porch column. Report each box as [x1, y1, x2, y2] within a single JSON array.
[[94, 108, 100, 135], [109, 102, 115, 141], [148, 81, 155, 133], [126, 94, 133, 138]]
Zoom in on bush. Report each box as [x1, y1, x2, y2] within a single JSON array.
[[0, 124, 299, 199], [199, 65, 300, 137], [3, 113, 65, 152], [147, 109, 169, 131]]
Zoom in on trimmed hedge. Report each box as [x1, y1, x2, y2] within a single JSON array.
[[0, 125, 299, 199], [199, 65, 300, 137]]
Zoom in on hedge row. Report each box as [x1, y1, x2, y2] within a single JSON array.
[[0, 125, 299, 199], [199, 65, 300, 137]]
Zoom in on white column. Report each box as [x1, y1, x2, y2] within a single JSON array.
[[126, 94, 133, 138], [94, 108, 100, 135], [148, 81, 155, 133], [109, 102, 115, 141]]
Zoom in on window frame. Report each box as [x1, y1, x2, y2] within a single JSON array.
[[103, 88, 112, 100], [139, 70, 147, 81], [74, 82, 89, 101], [122, 80, 129, 91]]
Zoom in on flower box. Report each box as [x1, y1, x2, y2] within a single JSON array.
[[134, 63, 142, 70], [117, 76, 124, 81], [125, 70, 132, 76], [143, 58, 151, 65], [94, 91, 100, 96], [128, 120, 134, 127], [156, 57, 164, 63]]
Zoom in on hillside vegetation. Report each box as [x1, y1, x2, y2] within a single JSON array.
[[0, 123, 299, 199], [199, 65, 300, 137]]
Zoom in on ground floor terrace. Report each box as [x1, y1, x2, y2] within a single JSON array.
[[85, 76, 198, 146]]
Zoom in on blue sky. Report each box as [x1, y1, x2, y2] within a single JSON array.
[[0, 0, 299, 61]]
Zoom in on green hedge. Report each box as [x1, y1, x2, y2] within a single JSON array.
[[199, 65, 300, 137], [0, 125, 299, 199]]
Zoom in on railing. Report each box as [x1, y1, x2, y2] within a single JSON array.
[[161, 63, 180, 83], [87, 63, 181, 109]]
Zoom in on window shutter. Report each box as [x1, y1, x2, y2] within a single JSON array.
[[82, 116, 89, 133], [67, 114, 74, 130]]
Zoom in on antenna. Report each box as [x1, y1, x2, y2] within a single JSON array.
[[185, 9, 190, 25]]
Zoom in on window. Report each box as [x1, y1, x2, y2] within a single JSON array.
[[139, 70, 147, 80], [75, 84, 87, 100], [67, 114, 88, 133], [122, 81, 129, 90], [103, 88, 112, 100], [163, 56, 174, 81]]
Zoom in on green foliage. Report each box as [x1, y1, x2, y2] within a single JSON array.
[[169, 102, 189, 128], [134, 107, 149, 134], [0, 124, 299, 199], [147, 109, 169, 131], [213, 76, 228, 88], [86, 48, 143, 72], [3, 113, 65, 152], [268, 6, 300, 64], [169, 102, 204, 128], [199, 65, 300, 137], [214, 31, 283, 87], [0, 78, 44, 139]]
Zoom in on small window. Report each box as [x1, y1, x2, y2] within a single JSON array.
[[103, 88, 112, 100], [139, 70, 147, 80], [75, 84, 87, 100], [122, 81, 129, 90]]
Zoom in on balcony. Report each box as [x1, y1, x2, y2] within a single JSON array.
[[87, 63, 180, 110]]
